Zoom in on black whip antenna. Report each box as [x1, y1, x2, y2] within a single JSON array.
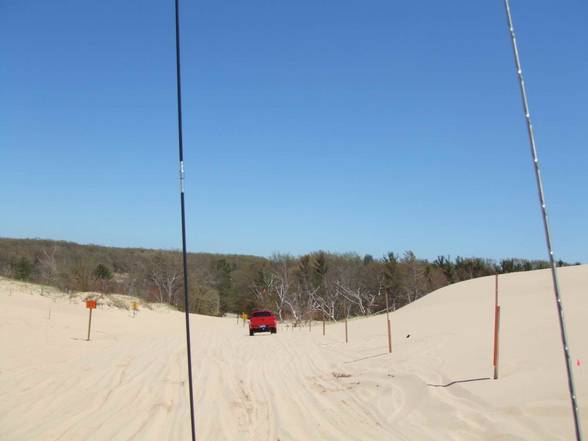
[[173, 0, 197, 439]]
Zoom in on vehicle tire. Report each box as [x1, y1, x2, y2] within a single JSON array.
[[270, 328, 277, 334], [249, 330, 254, 336]]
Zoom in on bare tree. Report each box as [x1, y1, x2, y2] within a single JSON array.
[[188, 274, 220, 315], [335, 282, 382, 316], [333, 256, 383, 316], [291, 255, 316, 322], [71, 261, 93, 291], [149, 254, 181, 305], [401, 251, 426, 303], [38, 246, 59, 283], [269, 254, 293, 321], [251, 254, 294, 321], [252, 268, 276, 308]]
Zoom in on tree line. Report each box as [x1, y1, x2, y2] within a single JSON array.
[[0, 238, 578, 320]]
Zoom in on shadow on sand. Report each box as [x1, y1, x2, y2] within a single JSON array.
[[344, 352, 389, 364], [427, 377, 490, 388]]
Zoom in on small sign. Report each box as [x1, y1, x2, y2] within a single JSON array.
[[86, 300, 97, 309], [132, 302, 139, 311]]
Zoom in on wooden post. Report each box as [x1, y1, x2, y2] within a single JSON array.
[[345, 316, 348, 344], [387, 319, 392, 353], [322, 318, 325, 336], [385, 293, 392, 353], [48, 307, 51, 320], [309, 319, 312, 332], [493, 306, 501, 379], [87, 308, 93, 341]]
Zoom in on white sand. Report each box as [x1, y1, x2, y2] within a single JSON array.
[[1, 266, 587, 440]]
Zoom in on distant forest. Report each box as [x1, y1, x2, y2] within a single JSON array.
[[0, 238, 578, 320]]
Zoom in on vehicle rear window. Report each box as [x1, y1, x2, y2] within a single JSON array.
[[252, 311, 272, 317]]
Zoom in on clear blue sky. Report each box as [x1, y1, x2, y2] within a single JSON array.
[[1, 1, 587, 262]]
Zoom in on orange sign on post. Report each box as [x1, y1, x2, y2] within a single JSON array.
[[86, 300, 96, 341]]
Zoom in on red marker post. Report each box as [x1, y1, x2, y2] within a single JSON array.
[[493, 306, 501, 379], [492, 275, 501, 379], [86, 300, 97, 341]]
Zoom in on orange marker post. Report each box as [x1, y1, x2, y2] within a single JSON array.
[[86, 300, 97, 341], [492, 275, 500, 379], [494, 274, 499, 312], [493, 306, 501, 379]]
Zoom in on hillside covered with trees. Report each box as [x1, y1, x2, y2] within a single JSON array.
[[0, 238, 577, 320]]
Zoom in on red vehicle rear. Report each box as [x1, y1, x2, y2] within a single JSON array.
[[249, 310, 277, 336]]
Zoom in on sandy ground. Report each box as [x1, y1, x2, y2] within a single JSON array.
[[1, 266, 587, 441]]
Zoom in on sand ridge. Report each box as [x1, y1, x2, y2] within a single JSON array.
[[1, 266, 587, 440]]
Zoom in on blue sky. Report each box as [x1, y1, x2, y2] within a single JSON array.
[[1, 1, 587, 262]]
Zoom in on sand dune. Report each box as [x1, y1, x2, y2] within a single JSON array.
[[1, 266, 587, 440]]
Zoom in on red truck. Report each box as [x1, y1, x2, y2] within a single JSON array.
[[249, 310, 277, 336]]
